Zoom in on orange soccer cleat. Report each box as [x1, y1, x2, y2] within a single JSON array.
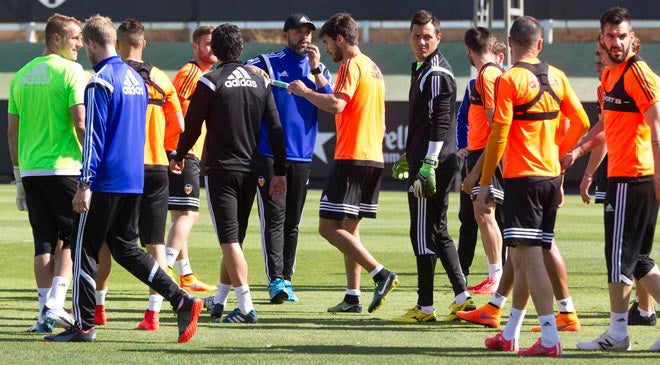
[[456, 302, 502, 328], [180, 274, 218, 292], [530, 312, 580, 332]]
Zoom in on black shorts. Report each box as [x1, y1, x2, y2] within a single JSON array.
[[467, 149, 504, 205], [206, 170, 257, 244], [319, 163, 382, 220], [502, 176, 561, 250], [604, 176, 659, 284], [594, 156, 608, 204], [139, 169, 169, 246], [168, 153, 201, 211], [22, 175, 77, 255]]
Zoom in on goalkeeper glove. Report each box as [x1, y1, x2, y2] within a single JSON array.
[[392, 153, 409, 180], [13, 166, 27, 211], [413, 157, 438, 199]]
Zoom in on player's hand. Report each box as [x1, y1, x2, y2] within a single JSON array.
[[306, 44, 321, 70], [269, 175, 287, 201], [169, 158, 184, 175], [476, 185, 491, 215], [579, 174, 593, 204], [287, 80, 309, 96], [392, 153, 409, 180], [413, 157, 437, 199], [560, 150, 578, 170], [245, 65, 269, 80], [73, 187, 92, 213], [13, 167, 27, 211], [457, 148, 469, 159]]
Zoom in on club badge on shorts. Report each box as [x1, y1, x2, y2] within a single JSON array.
[[258, 176, 265, 187], [184, 184, 193, 195]]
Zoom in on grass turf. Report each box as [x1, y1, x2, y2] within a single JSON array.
[[0, 184, 658, 363]]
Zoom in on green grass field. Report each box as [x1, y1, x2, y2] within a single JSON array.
[[0, 184, 659, 364]]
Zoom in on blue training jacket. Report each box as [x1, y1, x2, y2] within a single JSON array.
[[456, 78, 474, 151], [245, 47, 333, 162], [80, 55, 147, 193]]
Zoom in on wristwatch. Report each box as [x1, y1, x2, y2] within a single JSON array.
[[310, 66, 322, 75], [77, 181, 90, 190]]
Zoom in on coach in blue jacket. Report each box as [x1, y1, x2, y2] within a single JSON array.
[[245, 13, 333, 304]]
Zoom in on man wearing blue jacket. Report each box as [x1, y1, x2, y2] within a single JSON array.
[[44, 15, 201, 343], [245, 13, 333, 303]]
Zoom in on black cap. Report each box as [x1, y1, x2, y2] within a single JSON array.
[[283, 13, 316, 31]]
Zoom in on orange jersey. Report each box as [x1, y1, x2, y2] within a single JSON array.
[[333, 53, 385, 163], [145, 66, 182, 166], [482, 58, 588, 182], [467, 63, 502, 150], [601, 54, 660, 178], [167, 61, 207, 157]]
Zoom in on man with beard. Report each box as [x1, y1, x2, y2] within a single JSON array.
[[288, 13, 398, 314], [244, 13, 333, 305], [563, 7, 660, 351]]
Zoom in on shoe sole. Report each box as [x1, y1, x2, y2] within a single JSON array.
[[178, 299, 202, 343], [531, 323, 580, 332], [327, 307, 362, 313], [137, 323, 160, 331], [391, 317, 437, 323], [180, 285, 217, 293], [368, 278, 399, 313], [270, 290, 288, 304]]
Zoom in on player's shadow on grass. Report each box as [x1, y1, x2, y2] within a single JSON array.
[[129, 345, 660, 359]]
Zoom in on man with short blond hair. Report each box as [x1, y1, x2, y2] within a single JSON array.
[[44, 14, 201, 343]]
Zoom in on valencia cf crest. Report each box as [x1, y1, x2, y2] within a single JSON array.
[[258, 176, 265, 187], [184, 184, 193, 195]]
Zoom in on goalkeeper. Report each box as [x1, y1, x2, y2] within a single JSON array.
[[390, 10, 473, 324]]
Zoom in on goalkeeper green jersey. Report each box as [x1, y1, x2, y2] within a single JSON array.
[[8, 54, 86, 176]]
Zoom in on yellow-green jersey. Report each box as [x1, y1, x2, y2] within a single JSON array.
[[8, 54, 86, 176]]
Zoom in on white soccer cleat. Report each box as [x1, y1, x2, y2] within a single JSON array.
[[576, 332, 631, 351], [42, 307, 75, 329]]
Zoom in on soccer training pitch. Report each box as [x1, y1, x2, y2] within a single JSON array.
[[0, 184, 658, 363]]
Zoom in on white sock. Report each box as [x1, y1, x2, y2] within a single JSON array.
[[176, 259, 193, 276], [235, 285, 254, 314], [608, 312, 628, 341], [214, 282, 231, 306], [369, 265, 384, 278], [165, 247, 179, 269], [488, 263, 503, 282], [346, 289, 361, 297], [539, 314, 560, 346], [46, 276, 69, 309], [95, 288, 108, 306], [502, 307, 526, 341], [557, 296, 575, 313], [455, 291, 470, 305], [639, 307, 654, 317], [489, 292, 507, 308], [147, 294, 164, 312], [37, 288, 49, 323], [419, 305, 434, 313]]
